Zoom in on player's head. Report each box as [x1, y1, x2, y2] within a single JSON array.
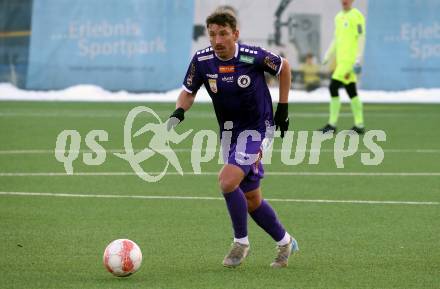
[[341, 0, 354, 11], [305, 53, 314, 64], [214, 5, 238, 19], [206, 11, 239, 60]]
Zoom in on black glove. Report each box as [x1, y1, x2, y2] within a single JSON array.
[[167, 107, 185, 130], [274, 103, 289, 138]]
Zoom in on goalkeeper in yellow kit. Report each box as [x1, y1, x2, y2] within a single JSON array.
[[320, 0, 366, 134]]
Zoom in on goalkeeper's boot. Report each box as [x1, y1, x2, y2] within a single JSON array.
[[319, 124, 337, 134], [222, 242, 250, 268], [350, 126, 365, 135], [270, 237, 299, 268]]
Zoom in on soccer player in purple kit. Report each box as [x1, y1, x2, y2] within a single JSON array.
[[168, 11, 299, 268]]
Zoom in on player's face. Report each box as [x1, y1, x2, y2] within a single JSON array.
[[341, 0, 353, 11], [208, 23, 239, 60]]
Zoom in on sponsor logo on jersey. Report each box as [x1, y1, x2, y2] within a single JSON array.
[[208, 79, 217, 93], [239, 55, 255, 64], [206, 73, 218, 79], [186, 63, 196, 86], [263, 56, 278, 71], [198, 54, 214, 61], [219, 65, 235, 73], [221, 76, 234, 83], [237, 75, 251, 88]]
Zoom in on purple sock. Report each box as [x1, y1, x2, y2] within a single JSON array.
[[223, 187, 248, 239], [250, 200, 286, 242]]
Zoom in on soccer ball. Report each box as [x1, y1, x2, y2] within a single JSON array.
[[103, 239, 142, 277]]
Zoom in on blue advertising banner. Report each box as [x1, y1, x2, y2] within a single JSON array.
[[362, 0, 440, 90], [26, 0, 194, 91]]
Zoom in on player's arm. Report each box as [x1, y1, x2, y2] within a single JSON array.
[[168, 90, 196, 130], [354, 14, 366, 74], [278, 58, 291, 103], [274, 58, 291, 138], [324, 15, 338, 66], [357, 35, 365, 62], [176, 89, 196, 111], [258, 48, 290, 137], [168, 54, 202, 129], [323, 38, 336, 65]]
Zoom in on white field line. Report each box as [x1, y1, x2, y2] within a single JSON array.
[[0, 171, 439, 177], [0, 111, 329, 118], [0, 191, 438, 206], [0, 111, 438, 118], [1, 148, 440, 155]]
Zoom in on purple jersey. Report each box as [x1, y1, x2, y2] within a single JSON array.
[[182, 43, 283, 141]]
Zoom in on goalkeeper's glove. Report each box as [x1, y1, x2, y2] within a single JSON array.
[[353, 60, 362, 74], [167, 107, 185, 131], [274, 103, 289, 138]]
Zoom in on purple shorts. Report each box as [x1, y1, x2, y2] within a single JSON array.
[[226, 138, 265, 193]]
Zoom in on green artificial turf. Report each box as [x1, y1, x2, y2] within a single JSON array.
[[0, 101, 439, 289]]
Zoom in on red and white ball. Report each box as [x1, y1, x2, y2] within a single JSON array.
[[103, 239, 142, 277]]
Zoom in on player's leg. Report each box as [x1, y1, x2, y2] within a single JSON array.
[[219, 163, 248, 244], [241, 163, 299, 268], [345, 82, 365, 134], [328, 79, 343, 128], [245, 187, 290, 240], [218, 163, 249, 267], [320, 78, 343, 133]]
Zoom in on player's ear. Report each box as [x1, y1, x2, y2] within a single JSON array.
[[233, 29, 239, 41]]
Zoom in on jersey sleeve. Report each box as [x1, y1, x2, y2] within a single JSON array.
[[357, 11, 366, 37], [182, 54, 203, 94], [356, 11, 366, 61], [255, 47, 283, 76]]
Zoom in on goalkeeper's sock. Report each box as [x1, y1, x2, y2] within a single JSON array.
[[329, 97, 341, 126], [250, 200, 286, 242], [350, 96, 364, 127], [223, 187, 248, 241]]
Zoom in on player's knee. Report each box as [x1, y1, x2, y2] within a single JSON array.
[[218, 165, 245, 193], [346, 83, 358, 99], [245, 193, 262, 212], [218, 175, 239, 193]]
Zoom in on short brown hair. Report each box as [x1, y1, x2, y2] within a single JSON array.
[[206, 11, 237, 31]]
